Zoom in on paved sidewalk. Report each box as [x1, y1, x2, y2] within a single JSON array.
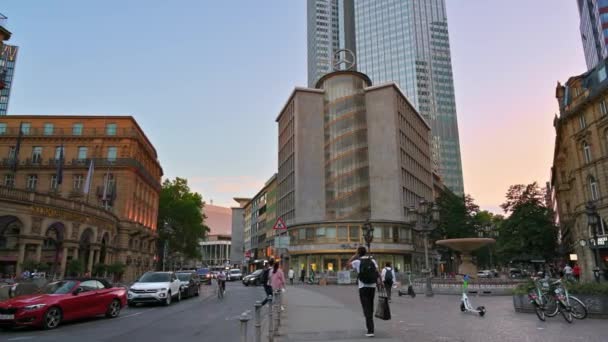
[[274, 286, 400, 342]]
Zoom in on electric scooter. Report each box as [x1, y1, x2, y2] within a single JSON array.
[[460, 274, 486, 316], [398, 271, 416, 298]]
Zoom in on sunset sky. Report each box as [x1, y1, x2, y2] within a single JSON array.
[[2, 0, 587, 212]]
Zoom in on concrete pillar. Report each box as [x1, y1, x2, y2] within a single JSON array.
[[59, 247, 68, 278], [94, 249, 100, 265], [35, 244, 42, 263], [16, 243, 27, 275], [87, 249, 95, 273]]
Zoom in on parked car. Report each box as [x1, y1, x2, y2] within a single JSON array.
[[0, 278, 126, 330], [128, 272, 181, 307], [176, 272, 200, 298], [509, 268, 527, 279], [477, 270, 492, 278], [196, 268, 212, 285], [242, 269, 264, 286], [227, 269, 243, 281]]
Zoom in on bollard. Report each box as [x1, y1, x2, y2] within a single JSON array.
[[268, 297, 274, 342], [273, 290, 281, 336], [254, 301, 262, 342], [239, 312, 250, 342]]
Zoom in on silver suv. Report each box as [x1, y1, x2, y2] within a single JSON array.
[[227, 269, 243, 281]]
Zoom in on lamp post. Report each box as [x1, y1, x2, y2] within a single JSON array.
[[407, 200, 440, 297], [362, 219, 374, 253], [585, 201, 602, 283]]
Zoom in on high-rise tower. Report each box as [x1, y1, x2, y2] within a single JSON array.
[[0, 14, 18, 116]]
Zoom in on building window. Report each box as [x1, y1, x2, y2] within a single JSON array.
[[77, 147, 88, 160], [26, 174, 38, 191], [590, 176, 600, 201], [579, 115, 587, 129], [73, 174, 84, 191], [107, 147, 117, 161], [0, 123, 6, 135], [106, 123, 117, 136], [7, 146, 15, 159], [55, 146, 64, 160], [4, 174, 14, 187], [601, 100, 608, 116], [50, 174, 59, 190], [583, 141, 592, 163], [72, 123, 83, 136], [43, 123, 54, 135], [31, 146, 42, 164], [21, 123, 31, 135]]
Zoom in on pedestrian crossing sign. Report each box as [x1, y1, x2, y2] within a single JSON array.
[[273, 217, 287, 230]]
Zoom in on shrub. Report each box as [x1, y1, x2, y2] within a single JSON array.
[[567, 282, 608, 296], [67, 259, 84, 277], [92, 264, 107, 277]]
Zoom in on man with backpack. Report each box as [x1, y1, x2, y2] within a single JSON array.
[[348, 246, 381, 338], [260, 258, 275, 305], [381, 262, 396, 302]]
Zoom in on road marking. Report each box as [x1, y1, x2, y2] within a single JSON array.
[[118, 312, 144, 319], [7, 337, 35, 341]]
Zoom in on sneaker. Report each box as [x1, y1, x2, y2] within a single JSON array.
[[365, 333, 374, 337]]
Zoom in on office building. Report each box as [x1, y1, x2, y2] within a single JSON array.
[[307, 0, 464, 194], [578, 0, 608, 70], [0, 14, 17, 116], [200, 204, 232, 267], [0, 115, 163, 281]]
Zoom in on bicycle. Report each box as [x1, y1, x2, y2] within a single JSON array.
[[528, 276, 549, 321], [543, 279, 587, 322], [217, 279, 225, 299]]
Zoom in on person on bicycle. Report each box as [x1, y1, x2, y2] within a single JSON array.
[[217, 269, 227, 293]]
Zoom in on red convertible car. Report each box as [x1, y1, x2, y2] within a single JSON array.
[[0, 278, 127, 330]]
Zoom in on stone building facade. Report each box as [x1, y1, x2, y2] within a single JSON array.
[[0, 115, 162, 281]]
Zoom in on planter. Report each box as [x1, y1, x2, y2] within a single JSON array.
[[512, 294, 608, 318]]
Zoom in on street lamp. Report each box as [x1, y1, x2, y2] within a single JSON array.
[[585, 201, 602, 283], [407, 200, 440, 297], [362, 219, 374, 252]]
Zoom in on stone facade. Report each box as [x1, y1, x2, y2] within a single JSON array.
[[0, 115, 162, 282]]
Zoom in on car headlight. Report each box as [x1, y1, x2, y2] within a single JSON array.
[[160, 288, 167, 292], [23, 304, 46, 311]]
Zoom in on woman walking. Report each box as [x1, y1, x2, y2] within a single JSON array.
[[271, 261, 286, 311]]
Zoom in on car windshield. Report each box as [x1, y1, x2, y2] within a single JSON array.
[[230, 270, 240, 274], [176, 273, 191, 281], [137, 273, 171, 283], [252, 270, 263, 276], [40, 281, 77, 294]]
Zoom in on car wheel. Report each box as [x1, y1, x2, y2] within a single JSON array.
[[177, 290, 181, 302], [195, 287, 200, 296], [105, 299, 122, 318], [43, 306, 62, 330], [164, 292, 172, 306]]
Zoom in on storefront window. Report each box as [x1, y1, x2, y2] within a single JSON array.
[[349, 225, 360, 241], [324, 255, 338, 273], [338, 226, 348, 241], [340, 255, 350, 271]]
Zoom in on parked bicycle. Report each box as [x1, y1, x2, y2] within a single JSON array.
[[528, 277, 587, 323]]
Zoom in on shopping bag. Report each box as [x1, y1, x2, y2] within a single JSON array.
[[374, 286, 391, 320]]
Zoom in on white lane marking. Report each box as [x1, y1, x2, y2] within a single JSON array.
[[118, 311, 144, 319], [7, 337, 35, 341]]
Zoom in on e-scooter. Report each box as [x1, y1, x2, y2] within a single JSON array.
[[398, 271, 416, 298], [460, 274, 486, 316]]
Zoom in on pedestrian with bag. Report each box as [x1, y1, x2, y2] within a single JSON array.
[[300, 268, 306, 284], [288, 268, 295, 285], [381, 262, 396, 302], [348, 246, 381, 338], [260, 259, 275, 306], [271, 261, 287, 311]]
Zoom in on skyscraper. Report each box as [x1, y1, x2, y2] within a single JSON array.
[[578, 0, 608, 70], [0, 14, 18, 116], [307, 0, 464, 195]]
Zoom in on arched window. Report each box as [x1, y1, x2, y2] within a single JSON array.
[[583, 141, 592, 163], [590, 175, 600, 201]]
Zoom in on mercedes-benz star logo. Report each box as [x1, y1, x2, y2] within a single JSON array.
[[332, 49, 356, 71]]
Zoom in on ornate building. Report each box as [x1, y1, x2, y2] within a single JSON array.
[[553, 59, 608, 281], [0, 115, 162, 281]]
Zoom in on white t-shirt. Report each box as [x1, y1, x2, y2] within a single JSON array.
[[381, 267, 396, 283], [288, 269, 295, 278], [564, 265, 573, 275], [351, 257, 379, 289]]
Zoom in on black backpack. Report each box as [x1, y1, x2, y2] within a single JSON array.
[[261, 268, 270, 285], [384, 267, 393, 284], [358, 257, 378, 284]]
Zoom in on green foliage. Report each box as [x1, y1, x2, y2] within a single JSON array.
[[106, 262, 126, 276], [92, 263, 107, 277], [567, 282, 608, 296], [512, 280, 535, 295], [157, 177, 209, 262], [434, 191, 477, 240], [67, 259, 84, 276]]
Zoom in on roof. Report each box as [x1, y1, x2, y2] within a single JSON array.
[[203, 204, 232, 236]]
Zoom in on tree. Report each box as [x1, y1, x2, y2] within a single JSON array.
[[67, 259, 84, 277], [157, 177, 209, 268], [496, 182, 557, 263]]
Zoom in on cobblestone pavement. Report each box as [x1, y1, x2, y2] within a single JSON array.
[[303, 285, 608, 342]]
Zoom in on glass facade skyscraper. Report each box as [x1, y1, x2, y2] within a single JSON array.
[[307, 0, 464, 195], [578, 0, 608, 70], [0, 44, 18, 116]]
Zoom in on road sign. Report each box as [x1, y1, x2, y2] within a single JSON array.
[[273, 217, 287, 230]]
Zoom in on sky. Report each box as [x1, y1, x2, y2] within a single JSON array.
[[1, 1, 586, 213]]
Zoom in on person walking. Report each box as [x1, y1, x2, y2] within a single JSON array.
[[271, 262, 286, 311], [381, 262, 396, 302], [573, 263, 581, 282], [300, 268, 306, 284], [288, 268, 295, 285], [564, 263, 574, 281], [261, 259, 275, 306], [348, 246, 380, 338]]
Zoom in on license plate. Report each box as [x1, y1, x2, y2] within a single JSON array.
[[0, 314, 14, 320]]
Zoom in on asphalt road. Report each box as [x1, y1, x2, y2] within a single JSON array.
[[0, 281, 266, 342]]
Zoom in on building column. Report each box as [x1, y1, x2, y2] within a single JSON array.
[[59, 247, 68, 278], [94, 249, 101, 265], [35, 243, 43, 263], [15, 243, 27, 275], [87, 249, 95, 273]]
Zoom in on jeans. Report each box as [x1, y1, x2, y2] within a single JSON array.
[[384, 281, 392, 300], [261, 284, 273, 305], [289, 278, 293, 285], [359, 287, 375, 334]]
